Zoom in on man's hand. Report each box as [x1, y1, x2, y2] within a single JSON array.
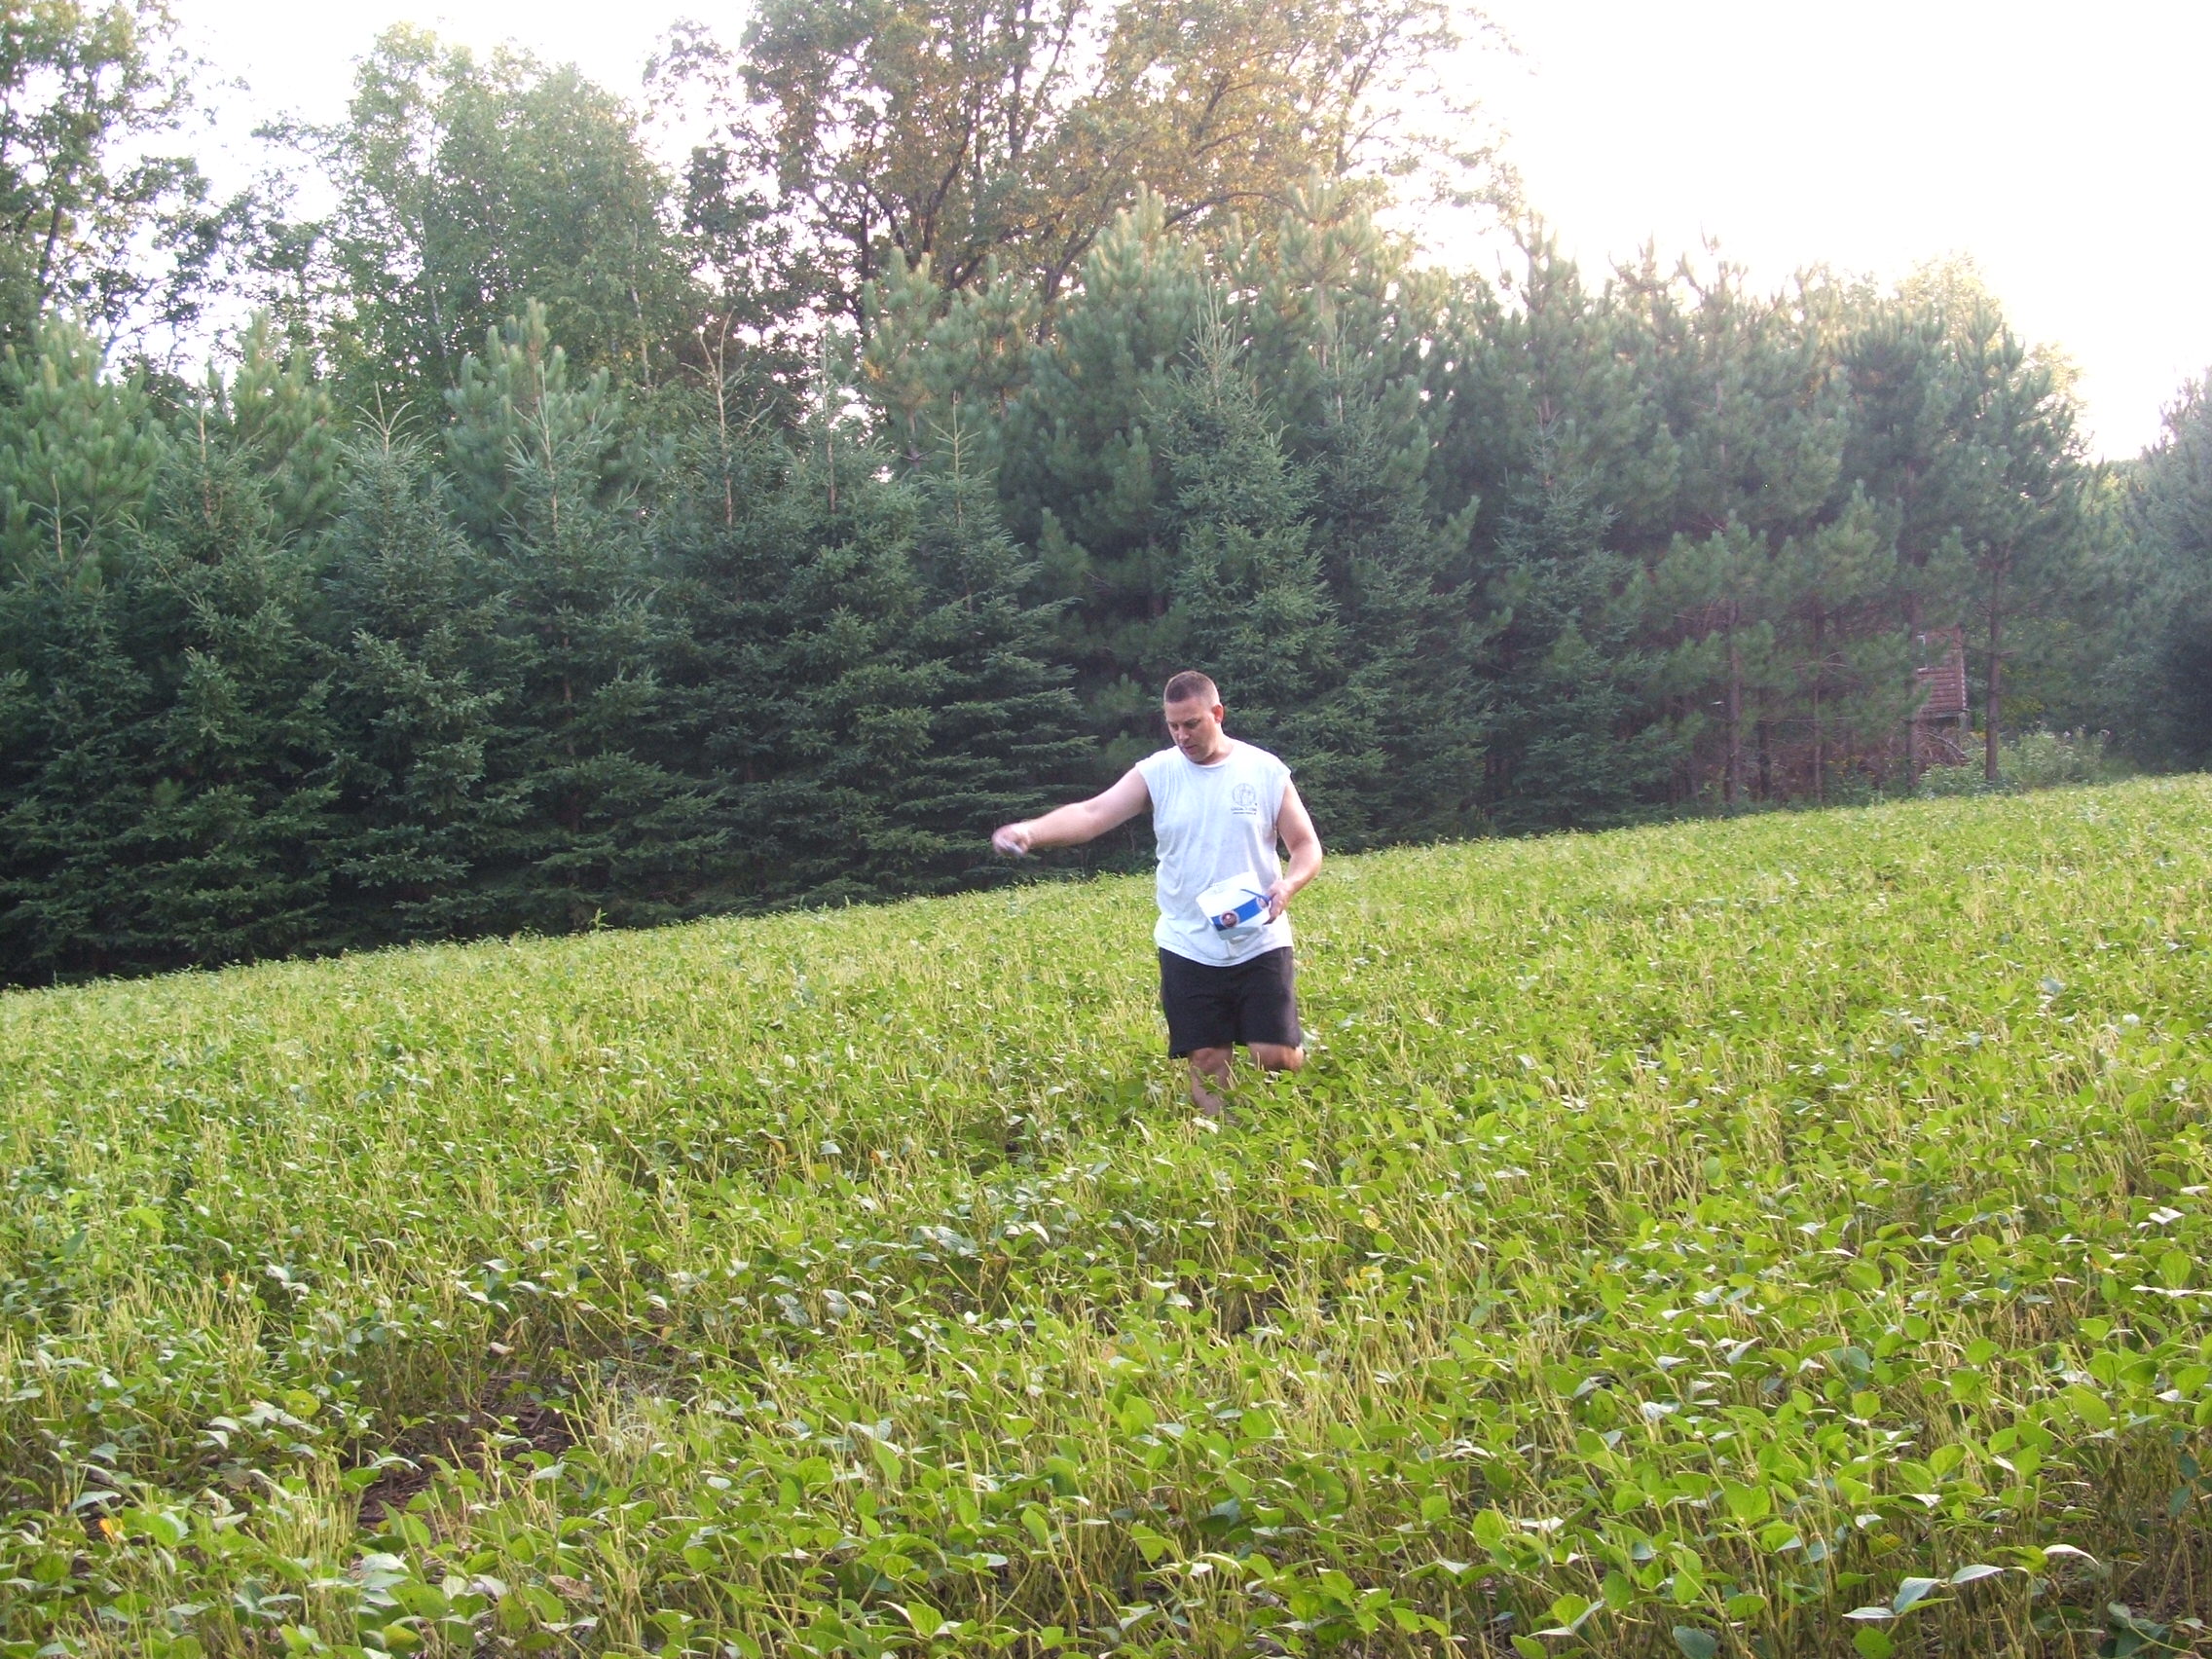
[[1265, 876, 1295, 921], [991, 770, 1149, 859]]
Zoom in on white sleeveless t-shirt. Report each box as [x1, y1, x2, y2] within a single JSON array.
[[1134, 740, 1294, 966]]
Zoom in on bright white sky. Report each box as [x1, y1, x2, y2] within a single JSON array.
[[179, 0, 2210, 457]]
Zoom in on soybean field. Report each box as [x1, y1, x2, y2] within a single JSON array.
[[7, 780, 2212, 1657]]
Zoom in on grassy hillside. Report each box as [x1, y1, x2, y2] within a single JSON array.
[[6, 781, 2212, 1657]]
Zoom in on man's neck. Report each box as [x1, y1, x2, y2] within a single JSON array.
[[1186, 736, 1233, 765]]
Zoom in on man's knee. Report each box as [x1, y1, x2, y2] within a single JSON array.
[[1188, 1047, 1234, 1073], [1251, 1043, 1304, 1072]]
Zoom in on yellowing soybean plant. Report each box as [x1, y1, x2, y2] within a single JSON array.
[[7, 782, 2212, 1659]]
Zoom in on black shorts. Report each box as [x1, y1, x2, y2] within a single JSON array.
[[1159, 946, 1302, 1057]]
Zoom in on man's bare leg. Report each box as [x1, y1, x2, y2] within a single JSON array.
[[1188, 1047, 1234, 1117], [1190, 1043, 1303, 1118]]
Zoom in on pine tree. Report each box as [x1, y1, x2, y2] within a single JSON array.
[[1232, 181, 1438, 454], [1931, 302, 2098, 780], [1153, 319, 1357, 820], [1768, 490, 1904, 800], [1836, 272, 2100, 783], [1634, 257, 1844, 545], [128, 440, 345, 963], [859, 250, 1037, 476], [482, 384, 719, 932], [653, 423, 812, 901], [655, 408, 914, 905], [1428, 230, 1684, 557], [0, 558, 154, 979], [445, 300, 633, 546], [1642, 520, 1783, 810], [662, 398, 1083, 904], [1201, 187, 1488, 839], [1474, 445, 1667, 830], [1298, 363, 1486, 842], [894, 420, 1088, 881], [2107, 377, 2212, 764], [1630, 262, 1849, 801], [997, 194, 1210, 745], [0, 315, 165, 583], [1838, 281, 1974, 646], [322, 434, 522, 943], [0, 434, 342, 980], [205, 313, 344, 538]]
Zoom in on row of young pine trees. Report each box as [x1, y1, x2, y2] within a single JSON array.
[[0, 196, 2108, 983]]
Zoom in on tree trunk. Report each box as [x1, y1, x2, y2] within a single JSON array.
[[1810, 606, 1825, 803], [1902, 587, 1923, 789], [1983, 557, 2006, 784], [1724, 615, 1744, 810]]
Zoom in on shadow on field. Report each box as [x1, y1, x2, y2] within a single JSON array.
[[355, 1367, 576, 1526]]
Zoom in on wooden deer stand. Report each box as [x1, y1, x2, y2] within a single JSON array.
[[1910, 625, 1971, 772]]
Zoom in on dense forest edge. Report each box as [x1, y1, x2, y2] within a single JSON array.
[[2, 0, 2209, 985]]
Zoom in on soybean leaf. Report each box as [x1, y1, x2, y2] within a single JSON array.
[[1893, 1577, 1943, 1614]]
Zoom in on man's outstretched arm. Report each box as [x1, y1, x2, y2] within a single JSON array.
[[992, 769, 1151, 856]]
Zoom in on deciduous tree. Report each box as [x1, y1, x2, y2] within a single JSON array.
[[0, 1, 225, 352], [656, 0, 1497, 321], [296, 29, 698, 420]]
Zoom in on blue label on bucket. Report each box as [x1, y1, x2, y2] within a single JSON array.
[[1208, 891, 1269, 931], [1212, 898, 1265, 938], [1197, 878, 1272, 933]]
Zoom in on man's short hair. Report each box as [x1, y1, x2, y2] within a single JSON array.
[[1162, 671, 1219, 706]]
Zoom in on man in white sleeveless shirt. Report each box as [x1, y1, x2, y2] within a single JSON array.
[[991, 671, 1324, 1115]]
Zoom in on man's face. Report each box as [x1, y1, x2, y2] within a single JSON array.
[[1163, 696, 1226, 758]]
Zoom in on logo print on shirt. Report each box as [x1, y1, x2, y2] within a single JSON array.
[[1231, 782, 1260, 817]]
